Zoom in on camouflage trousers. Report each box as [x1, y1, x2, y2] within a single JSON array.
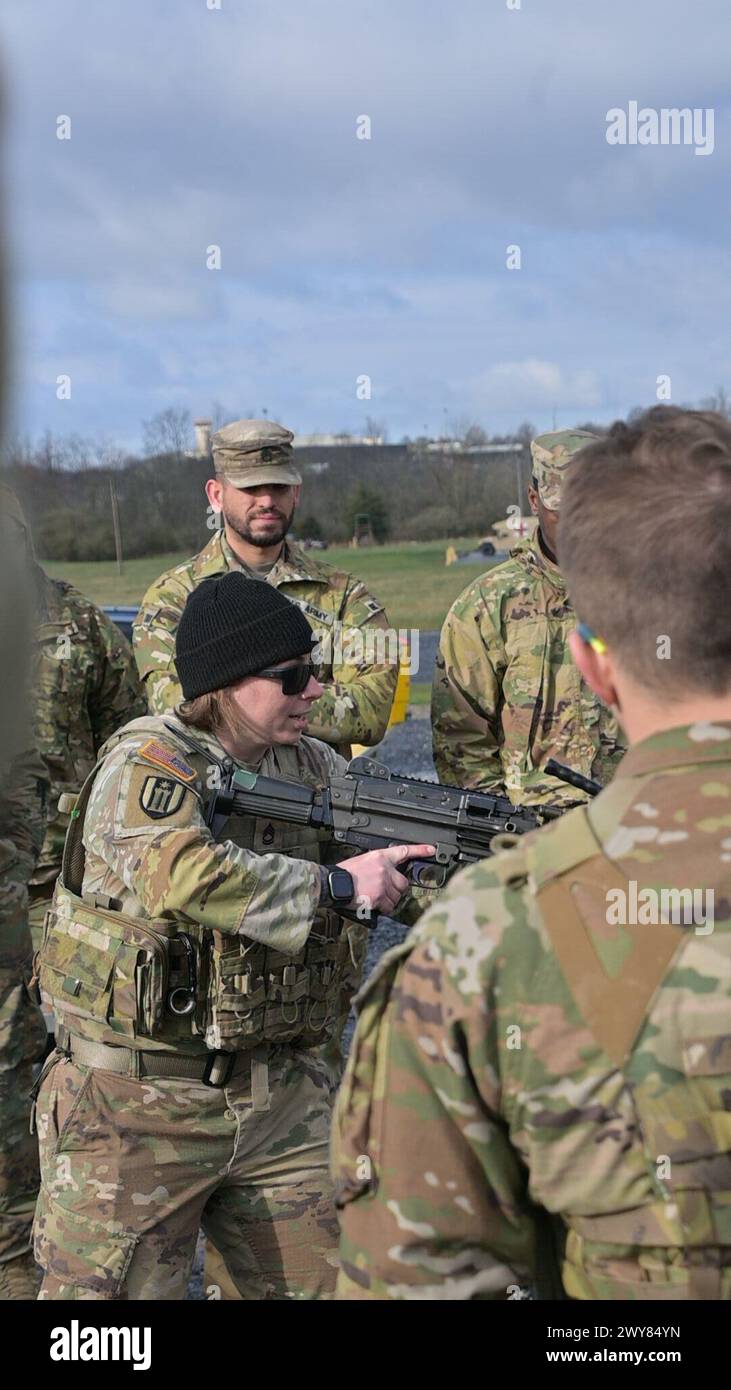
[[0, 979, 45, 1262], [204, 1013, 350, 1300], [33, 1044, 340, 1300]]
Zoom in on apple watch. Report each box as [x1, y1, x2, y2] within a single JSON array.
[[319, 867, 355, 908]]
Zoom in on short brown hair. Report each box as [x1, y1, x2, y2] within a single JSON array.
[[559, 406, 731, 697]]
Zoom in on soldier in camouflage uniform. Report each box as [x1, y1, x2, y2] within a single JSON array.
[[0, 491, 147, 950], [133, 418, 398, 756], [0, 492, 49, 1298], [33, 575, 431, 1299], [432, 429, 625, 805], [133, 417, 400, 1297], [333, 406, 731, 1300]]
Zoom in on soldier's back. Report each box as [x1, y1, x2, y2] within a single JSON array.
[[334, 720, 731, 1300]]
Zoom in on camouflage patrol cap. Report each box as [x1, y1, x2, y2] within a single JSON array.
[[211, 418, 302, 488], [530, 429, 598, 510]]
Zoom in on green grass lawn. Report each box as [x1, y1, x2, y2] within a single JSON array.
[[44, 539, 502, 631]]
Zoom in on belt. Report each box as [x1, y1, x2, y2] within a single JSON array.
[[60, 1029, 254, 1089]]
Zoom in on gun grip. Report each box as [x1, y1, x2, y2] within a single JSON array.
[[409, 859, 448, 890]]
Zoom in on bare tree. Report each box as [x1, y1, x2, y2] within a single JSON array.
[[142, 407, 192, 458], [447, 416, 488, 446], [364, 416, 388, 443], [210, 400, 231, 431], [36, 430, 63, 472], [699, 386, 731, 418]]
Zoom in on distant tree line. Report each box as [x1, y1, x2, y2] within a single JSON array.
[[5, 390, 727, 563], [2, 432, 533, 562]]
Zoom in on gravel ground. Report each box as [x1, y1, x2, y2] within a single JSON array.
[[410, 629, 438, 686], [348, 709, 437, 1008]]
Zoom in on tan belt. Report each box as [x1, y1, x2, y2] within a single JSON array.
[[59, 1028, 270, 1103]]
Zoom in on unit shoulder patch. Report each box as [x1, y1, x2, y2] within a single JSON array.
[[139, 775, 189, 820], [137, 739, 197, 781]]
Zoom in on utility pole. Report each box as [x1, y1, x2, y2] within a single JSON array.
[[109, 477, 123, 576]]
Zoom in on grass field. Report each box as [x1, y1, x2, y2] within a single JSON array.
[[44, 538, 502, 632]]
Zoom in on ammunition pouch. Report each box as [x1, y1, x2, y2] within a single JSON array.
[[207, 912, 367, 1050]]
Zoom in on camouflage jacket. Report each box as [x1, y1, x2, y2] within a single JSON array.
[[0, 743, 49, 1075], [432, 537, 625, 804], [42, 712, 366, 1054], [31, 570, 147, 895], [333, 722, 731, 1301], [133, 531, 398, 750], [0, 547, 49, 1057]]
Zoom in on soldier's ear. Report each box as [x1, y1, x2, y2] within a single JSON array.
[[569, 630, 618, 709], [205, 477, 223, 513], [526, 483, 539, 516], [292, 484, 301, 507]]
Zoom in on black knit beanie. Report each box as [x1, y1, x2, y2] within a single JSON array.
[[175, 573, 315, 699]]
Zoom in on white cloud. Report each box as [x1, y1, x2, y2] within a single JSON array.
[[2, 0, 730, 443], [466, 360, 602, 412]]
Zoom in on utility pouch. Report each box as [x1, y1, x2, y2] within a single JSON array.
[[38, 888, 175, 1039]]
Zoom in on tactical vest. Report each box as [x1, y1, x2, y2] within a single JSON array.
[[519, 805, 731, 1301], [37, 721, 367, 1054]]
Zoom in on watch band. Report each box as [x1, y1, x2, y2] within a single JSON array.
[[317, 865, 330, 906]]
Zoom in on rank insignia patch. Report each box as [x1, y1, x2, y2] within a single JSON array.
[[138, 740, 196, 781], [139, 776, 188, 819]]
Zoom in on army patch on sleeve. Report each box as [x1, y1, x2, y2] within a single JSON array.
[[139, 775, 188, 819], [138, 739, 196, 781]]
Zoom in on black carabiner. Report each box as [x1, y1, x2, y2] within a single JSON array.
[[167, 932, 197, 1016]]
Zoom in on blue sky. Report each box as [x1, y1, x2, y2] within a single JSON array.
[[2, 0, 729, 452]]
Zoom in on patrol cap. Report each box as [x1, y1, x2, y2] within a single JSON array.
[[211, 418, 302, 488], [530, 429, 598, 510]]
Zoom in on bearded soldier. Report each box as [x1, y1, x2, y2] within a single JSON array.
[[33, 575, 431, 1299], [432, 429, 625, 805], [133, 418, 398, 757], [334, 406, 731, 1301]]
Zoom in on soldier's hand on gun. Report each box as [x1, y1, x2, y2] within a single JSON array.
[[339, 844, 436, 916]]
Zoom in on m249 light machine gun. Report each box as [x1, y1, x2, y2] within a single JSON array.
[[206, 755, 568, 890]]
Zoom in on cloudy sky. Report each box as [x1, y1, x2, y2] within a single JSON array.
[[1, 0, 729, 451]]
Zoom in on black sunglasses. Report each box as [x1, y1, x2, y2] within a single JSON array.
[[255, 661, 314, 695]]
